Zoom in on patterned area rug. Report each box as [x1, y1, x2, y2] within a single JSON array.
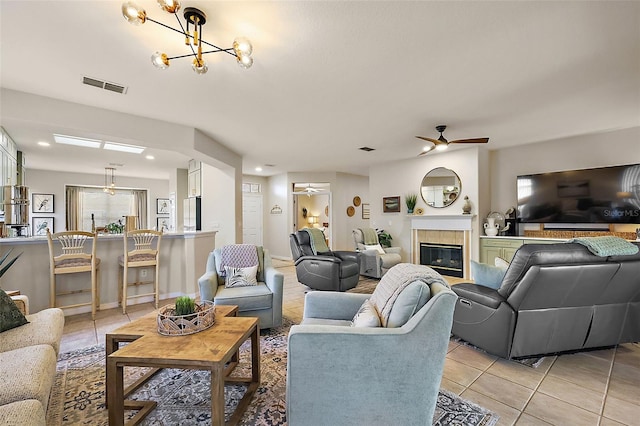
[[47, 319, 498, 425]]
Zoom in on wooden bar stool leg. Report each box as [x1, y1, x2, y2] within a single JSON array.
[[118, 265, 123, 307], [154, 264, 160, 309], [122, 264, 128, 315]]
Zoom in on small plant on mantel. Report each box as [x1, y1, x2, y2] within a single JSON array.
[[405, 193, 418, 214], [175, 295, 196, 316]]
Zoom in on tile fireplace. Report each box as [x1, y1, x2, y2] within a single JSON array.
[[420, 242, 464, 278]]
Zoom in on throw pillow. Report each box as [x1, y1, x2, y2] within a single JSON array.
[[364, 244, 385, 255], [0, 289, 29, 333], [224, 265, 258, 288], [494, 257, 510, 270], [386, 281, 431, 328], [351, 299, 381, 327], [470, 260, 506, 290]]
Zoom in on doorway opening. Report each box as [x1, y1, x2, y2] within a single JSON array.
[[292, 182, 331, 247]]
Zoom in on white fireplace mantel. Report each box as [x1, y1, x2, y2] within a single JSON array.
[[410, 214, 475, 231]]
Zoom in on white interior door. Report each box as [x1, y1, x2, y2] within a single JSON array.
[[242, 193, 263, 245]]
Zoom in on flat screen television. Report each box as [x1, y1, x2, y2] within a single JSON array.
[[517, 164, 640, 224]]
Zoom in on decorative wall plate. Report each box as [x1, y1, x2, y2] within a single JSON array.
[[347, 206, 355, 217], [353, 196, 361, 207], [415, 207, 424, 215], [325, 205, 329, 216]]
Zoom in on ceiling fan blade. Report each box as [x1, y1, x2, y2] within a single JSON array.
[[417, 150, 431, 157], [415, 136, 446, 145], [450, 137, 489, 144]]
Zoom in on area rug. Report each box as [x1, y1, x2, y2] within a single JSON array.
[[47, 320, 499, 426]]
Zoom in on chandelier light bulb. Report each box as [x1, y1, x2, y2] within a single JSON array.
[[233, 37, 253, 56], [236, 54, 253, 69], [122, 2, 146, 25], [192, 58, 208, 74], [157, 0, 180, 14], [151, 52, 170, 69]]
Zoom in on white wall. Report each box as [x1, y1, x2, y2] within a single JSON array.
[[201, 163, 236, 246], [264, 173, 289, 258], [26, 169, 169, 232], [369, 148, 482, 261]]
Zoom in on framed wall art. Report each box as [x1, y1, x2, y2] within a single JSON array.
[[32, 193, 54, 213], [156, 198, 170, 214], [33, 217, 54, 236], [157, 217, 171, 233], [362, 203, 370, 219], [383, 196, 401, 213]]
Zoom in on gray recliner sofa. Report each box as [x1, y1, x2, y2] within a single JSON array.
[[451, 242, 640, 359]]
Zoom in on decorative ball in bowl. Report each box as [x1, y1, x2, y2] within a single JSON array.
[[157, 299, 215, 336]]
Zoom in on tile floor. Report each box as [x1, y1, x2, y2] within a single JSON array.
[[60, 262, 640, 426]]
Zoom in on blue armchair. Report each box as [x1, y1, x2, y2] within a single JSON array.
[[286, 263, 457, 425], [198, 245, 283, 329]]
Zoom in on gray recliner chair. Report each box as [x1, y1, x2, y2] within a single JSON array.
[[289, 230, 361, 291], [352, 228, 402, 278]]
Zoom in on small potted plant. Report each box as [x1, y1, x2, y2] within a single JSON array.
[[405, 193, 418, 214], [157, 295, 215, 336], [175, 295, 196, 319], [377, 229, 392, 248]]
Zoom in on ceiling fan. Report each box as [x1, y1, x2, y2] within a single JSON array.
[[416, 125, 489, 156]]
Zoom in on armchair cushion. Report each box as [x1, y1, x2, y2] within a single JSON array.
[[364, 244, 385, 254], [224, 265, 258, 288], [351, 299, 381, 327], [387, 281, 431, 328], [0, 289, 28, 333], [214, 284, 273, 311], [370, 263, 449, 327]]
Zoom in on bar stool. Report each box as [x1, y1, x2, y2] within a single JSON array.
[[46, 229, 100, 320], [119, 229, 162, 314]]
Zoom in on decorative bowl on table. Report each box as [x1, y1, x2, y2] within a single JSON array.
[[157, 300, 215, 336]]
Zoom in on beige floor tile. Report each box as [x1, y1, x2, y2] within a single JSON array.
[[547, 353, 610, 393], [614, 343, 640, 369], [602, 395, 640, 425], [447, 344, 498, 371], [442, 358, 483, 387], [514, 413, 552, 425], [469, 373, 534, 411], [447, 339, 461, 353], [600, 416, 627, 426], [460, 388, 521, 426], [439, 377, 465, 395], [537, 375, 604, 414], [524, 392, 600, 425], [486, 358, 546, 390], [608, 370, 640, 405], [611, 361, 640, 386], [583, 347, 616, 362]]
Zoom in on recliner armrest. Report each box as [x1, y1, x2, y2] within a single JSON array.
[[332, 251, 360, 264], [452, 283, 505, 309], [383, 246, 402, 255], [294, 255, 342, 266]]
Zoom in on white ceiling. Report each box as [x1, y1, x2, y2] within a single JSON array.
[[1, 1, 639, 180]]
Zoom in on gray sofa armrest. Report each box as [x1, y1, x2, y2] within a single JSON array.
[[452, 283, 506, 309], [198, 270, 219, 302], [303, 291, 370, 320]]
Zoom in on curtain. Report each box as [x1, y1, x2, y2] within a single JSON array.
[[65, 186, 82, 231], [133, 190, 148, 229]]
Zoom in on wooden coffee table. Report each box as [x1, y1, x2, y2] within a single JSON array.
[[106, 305, 260, 426]]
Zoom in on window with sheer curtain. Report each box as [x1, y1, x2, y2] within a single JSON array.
[[65, 186, 148, 231]]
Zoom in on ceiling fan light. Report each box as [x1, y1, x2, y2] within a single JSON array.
[[151, 52, 170, 69], [122, 2, 146, 25], [236, 54, 253, 69], [435, 144, 448, 151], [422, 145, 434, 153], [192, 58, 208, 74], [157, 0, 180, 14], [233, 37, 253, 56]]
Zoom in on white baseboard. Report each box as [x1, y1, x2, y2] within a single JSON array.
[[60, 292, 197, 317]]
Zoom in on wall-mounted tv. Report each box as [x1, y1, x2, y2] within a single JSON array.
[[517, 164, 640, 224]]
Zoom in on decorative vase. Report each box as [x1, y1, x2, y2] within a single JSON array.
[[484, 218, 500, 236], [462, 196, 472, 214], [407, 207, 414, 214]]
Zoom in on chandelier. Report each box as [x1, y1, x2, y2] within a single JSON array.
[[104, 167, 116, 195], [121, 1, 253, 74]]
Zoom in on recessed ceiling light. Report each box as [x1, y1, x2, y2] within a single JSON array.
[[145, 155, 155, 160], [53, 134, 101, 149], [37, 141, 50, 147], [103, 142, 145, 154], [255, 167, 263, 172]]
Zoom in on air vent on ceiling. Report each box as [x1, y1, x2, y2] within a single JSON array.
[[264, 164, 276, 167], [82, 76, 128, 94], [359, 146, 375, 152]]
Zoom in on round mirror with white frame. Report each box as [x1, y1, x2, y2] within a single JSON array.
[[420, 167, 461, 208]]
